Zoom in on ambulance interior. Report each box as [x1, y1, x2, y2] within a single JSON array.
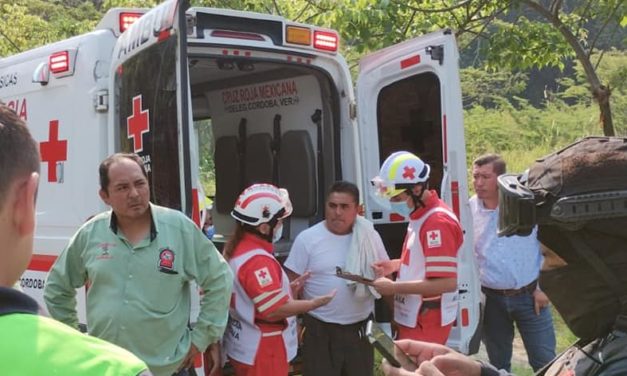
[[189, 57, 337, 256], [188, 56, 443, 259]]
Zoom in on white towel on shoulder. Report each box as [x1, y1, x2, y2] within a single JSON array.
[[345, 216, 384, 299]]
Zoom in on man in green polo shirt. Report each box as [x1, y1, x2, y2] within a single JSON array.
[[44, 152, 233, 376], [0, 102, 151, 376]]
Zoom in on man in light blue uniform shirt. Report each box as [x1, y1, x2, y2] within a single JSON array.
[[470, 154, 555, 372]]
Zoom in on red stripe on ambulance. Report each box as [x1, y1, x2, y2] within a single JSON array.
[[400, 55, 420, 69], [28, 254, 58, 272]]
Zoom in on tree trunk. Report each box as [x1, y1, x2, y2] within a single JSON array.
[[520, 0, 615, 136], [594, 85, 614, 136]]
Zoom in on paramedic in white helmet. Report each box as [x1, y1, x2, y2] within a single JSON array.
[[371, 151, 463, 344], [222, 183, 336, 376]]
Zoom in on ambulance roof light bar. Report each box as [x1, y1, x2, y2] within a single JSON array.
[[119, 12, 144, 34], [285, 25, 339, 53]]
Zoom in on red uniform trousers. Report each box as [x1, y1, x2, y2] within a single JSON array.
[[229, 334, 288, 376], [396, 307, 453, 345]]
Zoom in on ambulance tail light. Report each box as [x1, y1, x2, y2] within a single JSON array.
[[286, 26, 311, 46], [119, 12, 143, 34], [49, 51, 69, 74], [313, 30, 338, 52]]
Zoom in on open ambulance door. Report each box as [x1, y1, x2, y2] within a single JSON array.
[[356, 30, 481, 354], [110, 1, 208, 373], [110, 0, 199, 222]]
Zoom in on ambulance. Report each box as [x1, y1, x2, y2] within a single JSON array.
[[0, 0, 481, 372]]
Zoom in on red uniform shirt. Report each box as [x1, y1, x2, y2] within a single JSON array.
[[400, 190, 463, 279], [233, 233, 289, 329]]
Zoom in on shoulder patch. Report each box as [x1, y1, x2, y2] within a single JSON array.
[[426, 230, 442, 248], [254, 267, 273, 287]]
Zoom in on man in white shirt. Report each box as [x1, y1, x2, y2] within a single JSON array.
[[470, 154, 555, 372], [284, 181, 389, 376]]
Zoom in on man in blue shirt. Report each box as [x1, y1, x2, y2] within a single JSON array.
[[470, 154, 555, 371]]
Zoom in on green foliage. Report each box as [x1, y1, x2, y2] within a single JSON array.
[[460, 67, 528, 109], [482, 18, 574, 71], [0, 0, 99, 56], [464, 99, 604, 169]]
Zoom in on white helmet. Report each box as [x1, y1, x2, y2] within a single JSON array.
[[231, 183, 293, 226], [371, 151, 430, 199]]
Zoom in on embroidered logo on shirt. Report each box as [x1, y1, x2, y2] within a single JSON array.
[[96, 242, 116, 259], [254, 267, 273, 287], [426, 230, 442, 248], [158, 248, 178, 274]]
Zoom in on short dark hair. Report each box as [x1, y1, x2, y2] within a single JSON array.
[[326, 181, 359, 204], [0, 102, 40, 211], [473, 153, 506, 175], [99, 153, 148, 193]]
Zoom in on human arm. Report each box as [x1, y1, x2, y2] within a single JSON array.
[[189, 229, 234, 353], [265, 289, 336, 321], [372, 259, 401, 277], [380, 339, 510, 376], [372, 276, 457, 297], [43, 229, 89, 329]]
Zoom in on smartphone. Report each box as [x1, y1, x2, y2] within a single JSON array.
[[365, 320, 418, 372]]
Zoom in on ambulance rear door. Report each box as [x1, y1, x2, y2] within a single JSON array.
[[356, 29, 481, 354], [110, 0, 198, 219]]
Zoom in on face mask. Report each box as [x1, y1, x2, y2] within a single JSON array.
[[539, 263, 620, 340], [272, 224, 283, 243], [204, 225, 215, 240], [390, 201, 412, 218]]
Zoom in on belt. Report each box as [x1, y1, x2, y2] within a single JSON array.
[[482, 280, 538, 297], [419, 300, 441, 314]]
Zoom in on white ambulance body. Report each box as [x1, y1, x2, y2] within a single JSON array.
[[0, 0, 481, 369]]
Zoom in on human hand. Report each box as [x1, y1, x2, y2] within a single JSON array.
[[290, 271, 310, 298], [313, 289, 337, 308], [533, 289, 550, 315], [380, 339, 450, 376], [425, 352, 482, 376], [372, 277, 396, 295], [372, 259, 400, 277], [178, 343, 200, 371], [381, 340, 481, 376], [204, 342, 221, 376]]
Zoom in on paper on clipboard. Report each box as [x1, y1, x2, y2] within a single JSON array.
[[335, 266, 374, 285]]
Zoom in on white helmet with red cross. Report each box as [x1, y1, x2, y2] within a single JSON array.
[[231, 183, 293, 226], [371, 151, 430, 199]]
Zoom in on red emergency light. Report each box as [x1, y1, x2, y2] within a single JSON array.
[[49, 51, 69, 74], [313, 31, 338, 52], [119, 12, 143, 34]]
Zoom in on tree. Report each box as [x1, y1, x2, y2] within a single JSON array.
[[389, 0, 625, 136]]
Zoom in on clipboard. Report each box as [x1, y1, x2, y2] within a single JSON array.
[[335, 266, 374, 285]]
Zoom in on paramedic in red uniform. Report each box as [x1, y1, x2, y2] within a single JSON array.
[[222, 183, 336, 376], [371, 151, 463, 344]]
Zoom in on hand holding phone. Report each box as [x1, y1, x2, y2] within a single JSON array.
[[365, 320, 418, 372]]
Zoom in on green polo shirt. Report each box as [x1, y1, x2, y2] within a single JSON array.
[[44, 204, 233, 376]]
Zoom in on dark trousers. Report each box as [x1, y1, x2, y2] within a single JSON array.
[[302, 314, 374, 376]]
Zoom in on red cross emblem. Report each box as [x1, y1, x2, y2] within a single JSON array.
[[127, 95, 150, 152], [402, 166, 416, 180], [429, 232, 438, 241], [40, 120, 68, 183], [258, 270, 267, 279]]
